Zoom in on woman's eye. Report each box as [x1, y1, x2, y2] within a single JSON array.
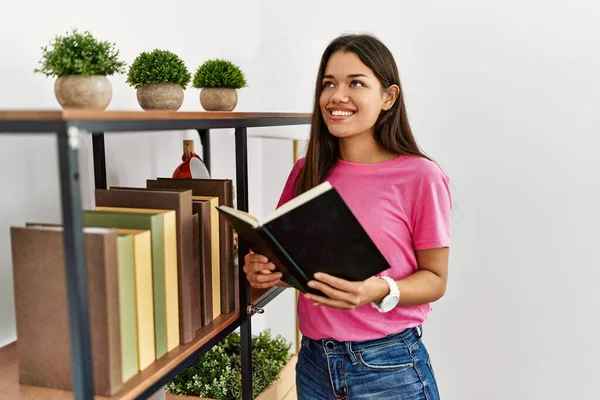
[[323, 81, 334, 88], [350, 80, 364, 88]]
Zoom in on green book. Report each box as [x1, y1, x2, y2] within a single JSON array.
[[116, 233, 139, 382], [83, 210, 167, 359]]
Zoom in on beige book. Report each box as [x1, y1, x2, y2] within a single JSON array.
[[192, 196, 221, 319]]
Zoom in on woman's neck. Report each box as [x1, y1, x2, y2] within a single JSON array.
[[338, 133, 396, 164]]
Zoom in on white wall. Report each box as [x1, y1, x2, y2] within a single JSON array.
[[0, 0, 300, 345], [1, 1, 599, 399]]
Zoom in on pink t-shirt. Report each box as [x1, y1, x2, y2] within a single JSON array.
[[276, 155, 452, 342]]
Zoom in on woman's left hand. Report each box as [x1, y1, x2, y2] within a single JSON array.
[[304, 273, 390, 310]]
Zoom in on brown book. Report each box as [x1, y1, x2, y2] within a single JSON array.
[[193, 199, 216, 326], [148, 178, 237, 314], [191, 213, 201, 332], [10, 225, 122, 396], [95, 187, 197, 344]]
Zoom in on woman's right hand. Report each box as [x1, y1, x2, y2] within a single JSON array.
[[243, 252, 284, 289]]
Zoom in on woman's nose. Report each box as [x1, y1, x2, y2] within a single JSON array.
[[330, 86, 349, 103]]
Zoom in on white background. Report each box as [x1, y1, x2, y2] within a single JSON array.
[[1, 1, 599, 399]]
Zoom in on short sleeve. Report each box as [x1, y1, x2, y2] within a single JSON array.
[[276, 158, 305, 208], [412, 175, 452, 250]]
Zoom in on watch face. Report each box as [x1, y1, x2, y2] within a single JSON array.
[[382, 295, 399, 310]]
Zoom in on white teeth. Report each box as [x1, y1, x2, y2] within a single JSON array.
[[331, 110, 355, 116]]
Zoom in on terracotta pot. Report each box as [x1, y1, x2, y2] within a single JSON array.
[[199, 88, 237, 111], [136, 83, 184, 111], [54, 75, 112, 110]]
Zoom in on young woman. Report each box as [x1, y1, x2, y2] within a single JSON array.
[[243, 33, 452, 400]]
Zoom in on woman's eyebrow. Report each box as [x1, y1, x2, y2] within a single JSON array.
[[323, 73, 369, 79]]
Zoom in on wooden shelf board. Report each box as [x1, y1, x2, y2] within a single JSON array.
[[0, 311, 239, 400], [251, 287, 269, 303], [250, 286, 290, 315], [251, 286, 284, 305], [0, 110, 312, 122]]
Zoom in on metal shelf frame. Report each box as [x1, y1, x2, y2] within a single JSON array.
[[0, 111, 311, 400]]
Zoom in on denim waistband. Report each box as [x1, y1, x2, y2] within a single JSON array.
[[304, 325, 423, 355]]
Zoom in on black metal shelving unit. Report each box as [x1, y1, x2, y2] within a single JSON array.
[[0, 110, 311, 400]]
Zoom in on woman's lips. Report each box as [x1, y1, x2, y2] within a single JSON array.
[[327, 108, 356, 121]]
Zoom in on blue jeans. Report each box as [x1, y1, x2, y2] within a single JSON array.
[[296, 326, 440, 400]]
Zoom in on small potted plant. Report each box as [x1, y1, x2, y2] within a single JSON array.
[[192, 59, 247, 111], [127, 49, 191, 111], [34, 28, 126, 110]]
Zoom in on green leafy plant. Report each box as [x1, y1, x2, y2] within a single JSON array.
[[34, 29, 126, 77], [126, 49, 191, 89], [166, 329, 291, 400], [166, 346, 232, 399], [192, 59, 247, 89]]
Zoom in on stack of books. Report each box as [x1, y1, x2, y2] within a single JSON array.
[[9, 177, 236, 396]]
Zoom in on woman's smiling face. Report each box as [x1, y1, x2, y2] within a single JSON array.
[[319, 51, 390, 140]]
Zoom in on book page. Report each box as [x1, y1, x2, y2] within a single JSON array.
[[263, 181, 332, 224], [218, 181, 332, 227], [218, 206, 261, 228]]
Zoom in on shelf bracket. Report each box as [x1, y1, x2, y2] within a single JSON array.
[[246, 304, 265, 316]]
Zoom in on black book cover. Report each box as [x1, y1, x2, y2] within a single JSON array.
[[216, 182, 390, 296]]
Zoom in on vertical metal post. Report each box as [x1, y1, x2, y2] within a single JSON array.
[[292, 139, 301, 354], [197, 129, 210, 174], [235, 127, 253, 400], [57, 126, 94, 399], [92, 132, 107, 189]]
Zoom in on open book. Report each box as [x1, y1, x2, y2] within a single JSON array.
[[216, 181, 389, 294]]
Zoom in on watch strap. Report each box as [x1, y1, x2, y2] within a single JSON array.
[[370, 276, 399, 312]]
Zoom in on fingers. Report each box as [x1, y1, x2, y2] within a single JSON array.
[[313, 273, 355, 291], [253, 270, 282, 283], [244, 252, 269, 264], [306, 273, 367, 309], [242, 255, 282, 289], [247, 271, 282, 289], [307, 280, 358, 305], [243, 262, 276, 275], [249, 279, 282, 289], [257, 268, 275, 274], [304, 293, 355, 311]]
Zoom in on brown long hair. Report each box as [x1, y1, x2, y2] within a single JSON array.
[[295, 33, 430, 195]]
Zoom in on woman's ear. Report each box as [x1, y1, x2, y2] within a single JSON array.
[[382, 84, 400, 111]]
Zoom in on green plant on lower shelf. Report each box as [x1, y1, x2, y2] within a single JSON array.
[[165, 329, 291, 400]]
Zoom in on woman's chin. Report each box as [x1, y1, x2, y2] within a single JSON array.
[[328, 129, 360, 139]]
